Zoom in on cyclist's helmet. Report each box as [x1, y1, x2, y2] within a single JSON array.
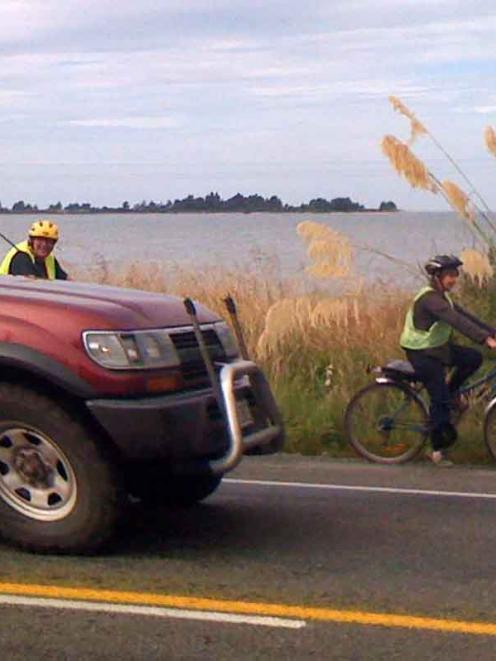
[[29, 219, 59, 242], [424, 254, 463, 276]]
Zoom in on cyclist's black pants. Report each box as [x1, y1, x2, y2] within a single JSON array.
[[406, 345, 482, 451]]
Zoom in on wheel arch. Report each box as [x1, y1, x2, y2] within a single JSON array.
[[0, 343, 95, 399], [0, 361, 123, 464]]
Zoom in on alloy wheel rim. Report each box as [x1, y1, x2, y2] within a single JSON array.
[[0, 425, 77, 521]]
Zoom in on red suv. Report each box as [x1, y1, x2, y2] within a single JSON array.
[[0, 277, 283, 553]]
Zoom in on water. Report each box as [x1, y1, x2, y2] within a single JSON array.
[[0, 211, 479, 286]]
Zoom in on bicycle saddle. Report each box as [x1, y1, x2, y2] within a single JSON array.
[[382, 360, 418, 380]]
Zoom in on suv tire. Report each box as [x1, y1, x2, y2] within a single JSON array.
[[0, 384, 125, 554]]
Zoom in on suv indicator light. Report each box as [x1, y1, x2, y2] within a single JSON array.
[[146, 374, 183, 392]]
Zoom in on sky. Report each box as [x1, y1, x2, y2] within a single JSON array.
[[0, 0, 495, 210]]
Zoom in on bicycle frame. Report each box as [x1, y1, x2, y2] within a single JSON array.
[[375, 380, 430, 434], [372, 360, 496, 438], [458, 363, 496, 400], [381, 360, 496, 407]]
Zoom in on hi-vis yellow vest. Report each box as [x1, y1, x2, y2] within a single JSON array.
[[400, 286, 454, 350], [0, 240, 56, 280]]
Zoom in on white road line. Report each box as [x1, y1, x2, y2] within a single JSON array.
[[0, 594, 305, 629], [225, 478, 496, 500]]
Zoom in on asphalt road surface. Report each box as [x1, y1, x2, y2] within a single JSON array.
[[2, 455, 496, 660]]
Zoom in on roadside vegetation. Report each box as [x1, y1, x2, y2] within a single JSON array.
[[78, 247, 407, 458], [75, 218, 496, 465], [76, 98, 496, 464]]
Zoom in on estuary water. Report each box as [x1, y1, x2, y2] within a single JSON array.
[[0, 211, 481, 285]]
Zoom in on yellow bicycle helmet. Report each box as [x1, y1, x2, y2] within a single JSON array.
[[28, 220, 59, 241]]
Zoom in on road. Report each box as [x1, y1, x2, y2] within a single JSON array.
[[2, 455, 496, 659]]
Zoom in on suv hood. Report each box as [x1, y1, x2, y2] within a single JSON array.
[[0, 277, 220, 330]]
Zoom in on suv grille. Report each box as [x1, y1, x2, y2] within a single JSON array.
[[170, 328, 225, 383]]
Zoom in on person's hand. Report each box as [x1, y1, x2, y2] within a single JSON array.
[[486, 336, 496, 349]]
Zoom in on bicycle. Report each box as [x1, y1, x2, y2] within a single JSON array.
[[344, 358, 496, 464]]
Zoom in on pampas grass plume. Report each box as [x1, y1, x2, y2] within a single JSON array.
[[485, 126, 496, 158], [297, 221, 354, 279], [381, 135, 438, 193], [389, 96, 427, 144], [441, 180, 476, 224], [460, 248, 493, 284]]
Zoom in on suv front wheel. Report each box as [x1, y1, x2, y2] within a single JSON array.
[[0, 384, 125, 554]]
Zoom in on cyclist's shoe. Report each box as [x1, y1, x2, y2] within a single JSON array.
[[428, 450, 454, 467]]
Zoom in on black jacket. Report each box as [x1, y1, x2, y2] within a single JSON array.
[[9, 252, 68, 280], [409, 289, 493, 362]]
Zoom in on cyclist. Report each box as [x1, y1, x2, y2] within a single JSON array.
[[0, 220, 68, 280], [400, 254, 496, 466]]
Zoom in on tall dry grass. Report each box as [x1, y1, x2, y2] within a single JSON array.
[[388, 96, 494, 226], [389, 95, 427, 144], [441, 180, 476, 224], [76, 222, 413, 455], [460, 248, 494, 285], [485, 126, 496, 158], [297, 220, 354, 279], [381, 135, 438, 193], [86, 262, 410, 454], [76, 255, 291, 355], [74, 215, 496, 462], [79, 253, 404, 373], [384, 96, 496, 245]]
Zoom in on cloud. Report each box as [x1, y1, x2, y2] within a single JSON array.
[[474, 106, 496, 115], [0, 90, 32, 105], [68, 116, 179, 129], [0, 1, 495, 209]]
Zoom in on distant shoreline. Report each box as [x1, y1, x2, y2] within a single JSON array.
[[0, 194, 398, 215], [0, 207, 399, 216]]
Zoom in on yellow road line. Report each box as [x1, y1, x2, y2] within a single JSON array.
[[0, 581, 495, 637]]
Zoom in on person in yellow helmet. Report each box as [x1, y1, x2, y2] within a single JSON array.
[[0, 220, 68, 280]]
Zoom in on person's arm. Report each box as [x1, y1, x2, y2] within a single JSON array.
[[54, 259, 68, 281], [453, 303, 495, 335], [9, 252, 38, 277], [421, 292, 490, 343]]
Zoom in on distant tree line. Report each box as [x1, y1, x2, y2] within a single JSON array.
[[0, 194, 397, 214]]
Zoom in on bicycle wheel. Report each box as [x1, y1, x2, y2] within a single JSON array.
[[483, 400, 496, 461], [344, 381, 429, 464]]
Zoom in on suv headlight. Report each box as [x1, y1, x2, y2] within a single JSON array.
[[83, 330, 181, 370], [214, 321, 239, 358]]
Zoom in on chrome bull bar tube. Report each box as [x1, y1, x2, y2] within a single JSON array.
[[208, 359, 284, 475]]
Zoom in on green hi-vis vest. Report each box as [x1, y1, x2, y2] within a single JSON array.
[[400, 286, 454, 350], [0, 240, 56, 280]]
